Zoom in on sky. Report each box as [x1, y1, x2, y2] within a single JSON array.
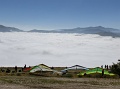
[[0, 0, 120, 31]]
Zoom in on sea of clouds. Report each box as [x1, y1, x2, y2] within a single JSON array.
[[0, 32, 120, 68]]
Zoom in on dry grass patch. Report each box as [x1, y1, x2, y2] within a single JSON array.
[[0, 76, 120, 89]]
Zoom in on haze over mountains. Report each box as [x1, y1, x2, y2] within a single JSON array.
[[0, 25, 120, 37]]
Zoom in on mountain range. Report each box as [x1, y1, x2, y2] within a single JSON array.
[[0, 25, 23, 32], [0, 25, 120, 37]]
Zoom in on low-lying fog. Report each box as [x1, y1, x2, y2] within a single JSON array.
[[0, 32, 120, 68]]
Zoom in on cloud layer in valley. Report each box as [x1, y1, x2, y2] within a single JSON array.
[[0, 32, 120, 68]]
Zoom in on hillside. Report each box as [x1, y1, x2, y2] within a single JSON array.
[[29, 26, 120, 37], [0, 25, 23, 32], [1, 25, 120, 37]]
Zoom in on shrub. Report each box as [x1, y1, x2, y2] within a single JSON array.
[[110, 61, 120, 76]]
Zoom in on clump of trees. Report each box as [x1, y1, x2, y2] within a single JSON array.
[[110, 60, 120, 76]]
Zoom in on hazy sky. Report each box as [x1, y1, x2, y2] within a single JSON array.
[[0, 0, 120, 30]]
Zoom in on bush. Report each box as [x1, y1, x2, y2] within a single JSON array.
[[110, 61, 120, 76]]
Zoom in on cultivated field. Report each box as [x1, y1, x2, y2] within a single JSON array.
[[0, 76, 120, 89]]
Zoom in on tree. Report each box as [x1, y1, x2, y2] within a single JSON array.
[[110, 60, 120, 76]]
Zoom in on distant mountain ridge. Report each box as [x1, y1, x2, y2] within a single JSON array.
[[0, 25, 23, 32], [0, 25, 120, 37], [29, 26, 120, 37]]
